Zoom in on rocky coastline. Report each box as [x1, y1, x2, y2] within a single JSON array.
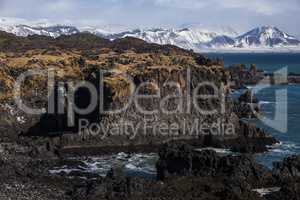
[[1, 139, 300, 200], [0, 32, 296, 199], [228, 64, 300, 88]]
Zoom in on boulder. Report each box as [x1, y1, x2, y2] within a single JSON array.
[[156, 142, 193, 180]]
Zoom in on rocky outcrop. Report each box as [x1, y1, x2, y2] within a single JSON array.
[[265, 179, 300, 200], [273, 155, 300, 181], [65, 142, 289, 200], [288, 74, 300, 84], [156, 142, 274, 187], [2, 140, 300, 200], [225, 120, 278, 153], [228, 64, 264, 89], [263, 155, 300, 200], [66, 163, 263, 200], [232, 90, 260, 119], [238, 90, 259, 104]]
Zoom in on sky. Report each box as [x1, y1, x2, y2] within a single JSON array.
[[0, 0, 299, 35]]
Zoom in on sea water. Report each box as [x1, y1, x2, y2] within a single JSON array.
[[206, 53, 300, 168], [205, 53, 300, 74]]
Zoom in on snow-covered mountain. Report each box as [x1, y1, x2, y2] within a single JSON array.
[[0, 17, 79, 37], [0, 24, 79, 37], [178, 23, 239, 37], [106, 27, 241, 50], [79, 24, 132, 37], [0, 17, 299, 52], [235, 26, 300, 48], [206, 35, 235, 48], [108, 26, 300, 51]]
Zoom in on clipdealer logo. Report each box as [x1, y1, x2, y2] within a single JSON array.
[[12, 67, 235, 138], [250, 67, 288, 133]]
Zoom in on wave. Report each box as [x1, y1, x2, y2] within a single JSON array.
[[256, 141, 299, 168], [252, 187, 281, 197], [49, 153, 158, 178], [259, 101, 273, 105], [267, 141, 300, 155], [246, 84, 270, 90], [194, 147, 232, 154], [49, 168, 81, 175], [267, 141, 283, 148], [270, 149, 293, 154]]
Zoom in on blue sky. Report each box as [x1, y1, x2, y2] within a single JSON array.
[[0, 0, 299, 35]]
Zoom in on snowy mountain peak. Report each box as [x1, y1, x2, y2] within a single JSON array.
[[106, 27, 223, 50], [110, 25, 300, 51], [236, 26, 300, 47], [0, 24, 79, 38], [0, 17, 299, 52], [0, 17, 79, 37], [178, 23, 239, 37]]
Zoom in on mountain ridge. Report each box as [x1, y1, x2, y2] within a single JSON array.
[[0, 18, 299, 52], [236, 26, 300, 48]]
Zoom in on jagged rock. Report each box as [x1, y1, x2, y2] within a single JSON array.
[[273, 155, 300, 181], [222, 120, 278, 153], [263, 155, 300, 200], [265, 179, 300, 200], [233, 90, 260, 119], [156, 142, 274, 187], [228, 64, 264, 89], [239, 90, 259, 104], [156, 142, 193, 180]]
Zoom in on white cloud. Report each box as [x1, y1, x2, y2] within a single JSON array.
[[217, 0, 298, 15], [154, 0, 208, 9], [152, 0, 299, 15], [45, 0, 75, 12]]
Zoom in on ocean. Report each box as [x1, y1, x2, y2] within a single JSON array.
[[205, 53, 300, 168], [254, 84, 300, 168], [205, 53, 300, 74]]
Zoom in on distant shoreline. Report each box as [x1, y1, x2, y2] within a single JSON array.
[[202, 49, 300, 54]]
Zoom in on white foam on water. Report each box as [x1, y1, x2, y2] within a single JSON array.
[[282, 142, 300, 149], [49, 168, 82, 175], [267, 141, 283, 148], [267, 141, 300, 155], [271, 149, 292, 154], [252, 187, 281, 197], [116, 152, 128, 160], [125, 163, 138, 170], [259, 101, 273, 105], [194, 148, 233, 154], [49, 153, 158, 178], [245, 86, 254, 90]]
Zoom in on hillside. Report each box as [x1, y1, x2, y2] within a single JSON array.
[[0, 31, 231, 152], [0, 31, 222, 102]]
